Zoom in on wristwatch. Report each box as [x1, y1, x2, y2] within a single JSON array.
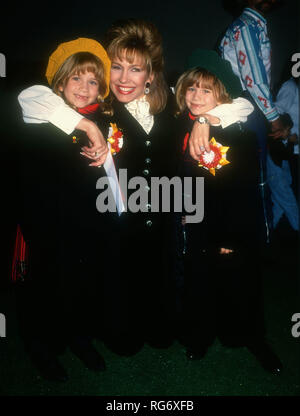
[[197, 116, 210, 125]]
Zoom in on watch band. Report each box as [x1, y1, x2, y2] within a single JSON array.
[[197, 116, 210, 125]]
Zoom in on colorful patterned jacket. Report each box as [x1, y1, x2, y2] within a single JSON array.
[[220, 7, 279, 122]]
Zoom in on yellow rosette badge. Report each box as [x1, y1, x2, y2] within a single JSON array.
[[198, 137, 230, 176]]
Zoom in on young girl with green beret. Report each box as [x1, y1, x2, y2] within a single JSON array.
[[175, 49, 282, 375]]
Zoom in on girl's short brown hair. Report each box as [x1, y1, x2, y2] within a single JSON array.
[[105, 19, 169, 115], [175, 68, 233, 115], [51, 52, 110, 110]]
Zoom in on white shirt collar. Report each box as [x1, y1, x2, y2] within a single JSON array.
[[125, 95, 154, 134]]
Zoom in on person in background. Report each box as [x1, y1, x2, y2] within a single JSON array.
[[219, 0, 286, 245], [267, 72, 299, 237]]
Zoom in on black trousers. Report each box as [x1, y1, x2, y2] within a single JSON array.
[[179, 225, 266, 350], [15, 220, 118, 356]]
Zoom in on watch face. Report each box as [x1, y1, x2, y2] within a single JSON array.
[[199, 117, 207, 123]]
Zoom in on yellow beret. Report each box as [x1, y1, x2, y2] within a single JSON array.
[[45, 37, 111, 98]]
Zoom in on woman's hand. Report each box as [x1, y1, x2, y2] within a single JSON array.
[[188, 114, 220, 161], [76, 118, 108, 167]]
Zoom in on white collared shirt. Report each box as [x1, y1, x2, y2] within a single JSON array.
[[125, 95, 154, 134], [18, 85, 254, 133]]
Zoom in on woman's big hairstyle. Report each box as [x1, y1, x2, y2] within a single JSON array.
[[105, 19, 169, 114]]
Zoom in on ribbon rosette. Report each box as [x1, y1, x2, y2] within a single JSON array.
[[107, 123, 124, 155], [198, 137, 230, 176]]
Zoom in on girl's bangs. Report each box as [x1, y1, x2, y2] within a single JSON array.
[[70, 61, 100, 77], [194, 72, 216, 90]]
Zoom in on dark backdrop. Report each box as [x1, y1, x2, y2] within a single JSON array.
[[0, 0, 299, 287], [1, 0, 299, 89]]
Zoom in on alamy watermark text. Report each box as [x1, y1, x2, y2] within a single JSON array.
[[96, 171, 204, 223], [0, 53, 6, 78], [291, 53, 300, 78], [0, 313, 6, 337], [291, 313, 300, 338]]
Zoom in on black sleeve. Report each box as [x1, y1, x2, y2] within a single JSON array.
[[212, 124, 261, 249]]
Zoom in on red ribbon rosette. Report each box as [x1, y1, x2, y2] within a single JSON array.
[[107, 123, 124, 155], [198, 137, 230, 176]]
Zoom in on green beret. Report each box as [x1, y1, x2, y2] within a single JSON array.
[[186, 49, 243, 98]]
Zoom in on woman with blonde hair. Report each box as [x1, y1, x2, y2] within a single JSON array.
[[18, 20, 181, 365]]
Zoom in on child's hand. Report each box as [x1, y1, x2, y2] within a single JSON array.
[[76, 118, 108, 166], [188, 114, 219, 160], [220, 247, 233, 255], [189, 121, 210, 160]]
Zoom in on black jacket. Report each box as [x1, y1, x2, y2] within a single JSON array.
[[179, 114, 262, 251]]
